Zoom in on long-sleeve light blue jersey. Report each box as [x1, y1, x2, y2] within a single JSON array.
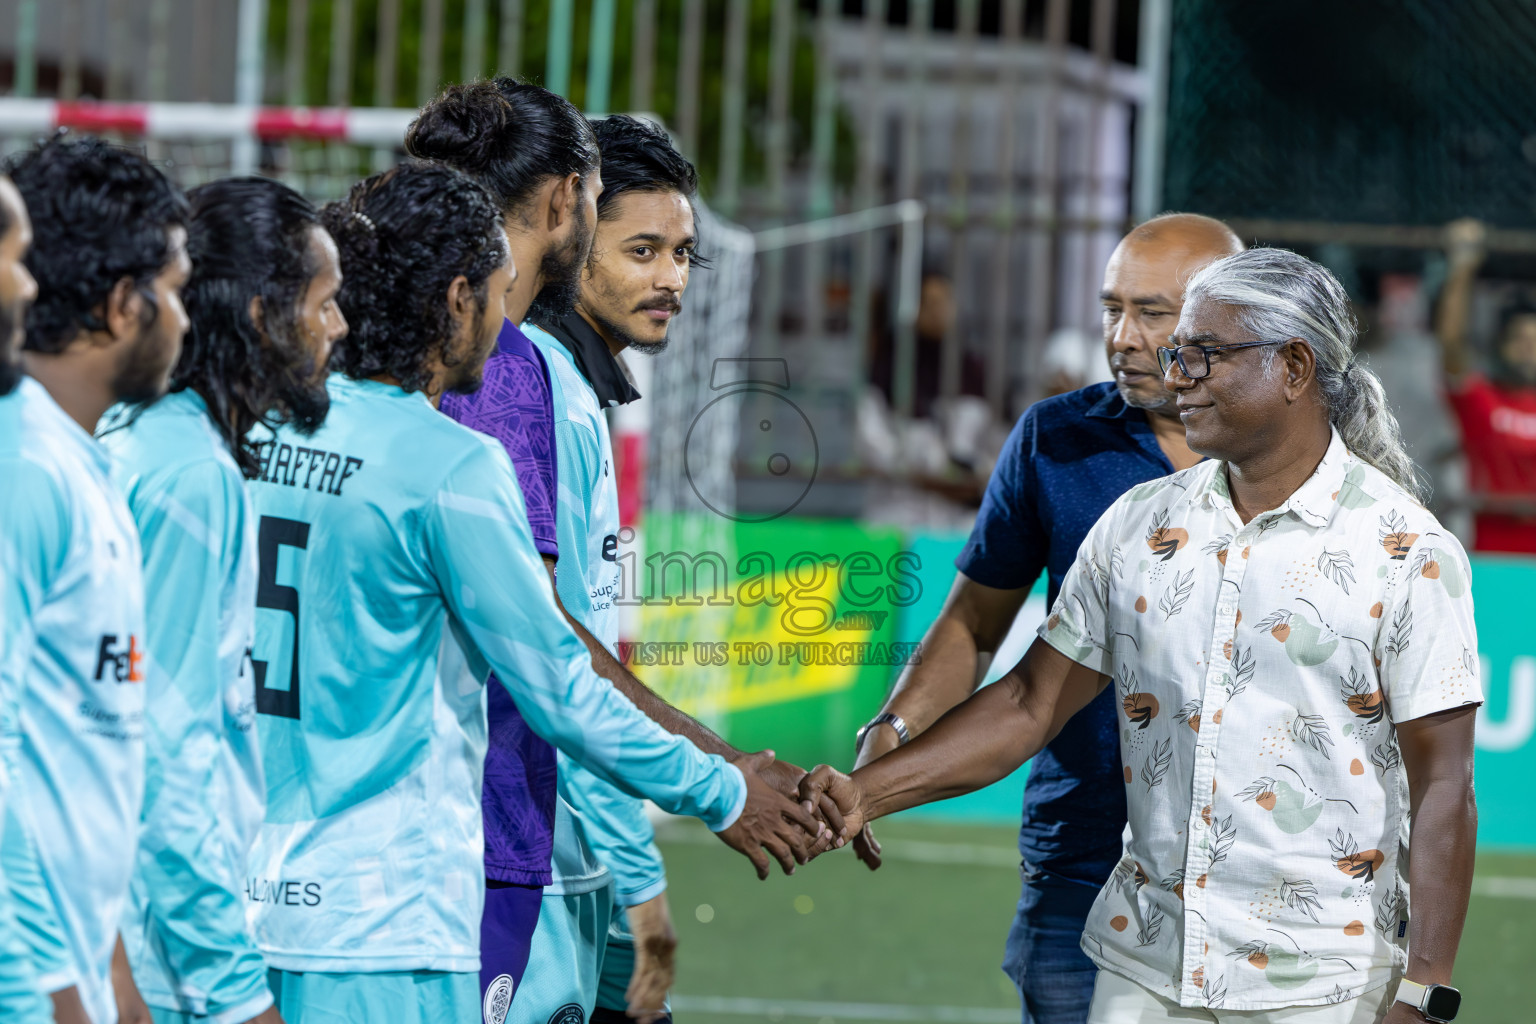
[[527, 323, 668, 907], [100, 391, 273, 1024], [245, 375, 743, 974], [0, 422, 51, 1024], [0, 377, 147, 1024]]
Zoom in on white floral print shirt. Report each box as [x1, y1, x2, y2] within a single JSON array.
[[1039, 430, 1482, 1011]]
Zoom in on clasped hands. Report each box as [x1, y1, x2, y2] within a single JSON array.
[[714, 753, 874, 878]]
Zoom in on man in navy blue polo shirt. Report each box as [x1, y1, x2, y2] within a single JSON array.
[[852, 213, 1242, 1024]]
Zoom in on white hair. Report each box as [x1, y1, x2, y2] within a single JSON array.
[[1183, 247, 1425, 502]]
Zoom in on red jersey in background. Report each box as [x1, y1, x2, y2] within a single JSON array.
[[1449, 372, 1536, 552]]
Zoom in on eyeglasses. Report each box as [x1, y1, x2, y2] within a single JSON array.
[[1156, 339, 1284, 380]]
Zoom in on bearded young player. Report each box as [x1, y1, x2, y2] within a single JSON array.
[[0, 135, 191, 1024], [102, 177, 348, 1024], [245, 161, 818, 1023], [407, 85, 814, 1024], [513, 113, 710, 1024]]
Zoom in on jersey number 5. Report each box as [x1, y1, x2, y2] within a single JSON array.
[[254, 515, 310, 719]]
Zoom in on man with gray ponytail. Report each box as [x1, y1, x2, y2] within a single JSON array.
[[853, 212, 1241, 1024], [804, 247, 1482, 1024]]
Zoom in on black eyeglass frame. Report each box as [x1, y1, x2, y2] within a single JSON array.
[[1156, 339, 1286, 380]]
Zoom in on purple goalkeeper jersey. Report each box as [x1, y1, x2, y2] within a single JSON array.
[[440, 320, 560, 885]]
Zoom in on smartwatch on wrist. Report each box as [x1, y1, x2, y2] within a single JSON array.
[[854, 713, 910, 756], [1394, 980, 1461, 1022]]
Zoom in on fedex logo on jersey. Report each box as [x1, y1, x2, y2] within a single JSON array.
[[93, 634, 143, 684]]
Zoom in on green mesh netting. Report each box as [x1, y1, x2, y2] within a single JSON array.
[[1164, 0, 1536, 226]]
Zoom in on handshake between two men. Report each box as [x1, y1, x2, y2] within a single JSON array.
[[736, 638, 1107, 876]]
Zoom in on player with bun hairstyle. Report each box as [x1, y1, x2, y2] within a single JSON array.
[[405, 77, 600, 329], [409, 85, 819, 1022], [101, 176, 348, 1024], [244, 160, 817, 1023]]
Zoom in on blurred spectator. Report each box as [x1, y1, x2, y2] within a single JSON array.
[[1039, 326, 1112, 398], [1435, 217, 1536, 552], [1358, 272, 1467, 537], [868, 270, 988, 420]]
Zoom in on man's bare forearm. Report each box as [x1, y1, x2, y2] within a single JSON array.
[[1434, 263, 1478, 379], [855, 678, 1044, 820], [878, 613, 989, 733], [857, 577, 1030, 769], [1404, 778, 1477, 985], [856, 641, 1106, 820]]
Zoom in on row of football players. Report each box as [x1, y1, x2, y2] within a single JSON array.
[[0, 80, 831, 1024]]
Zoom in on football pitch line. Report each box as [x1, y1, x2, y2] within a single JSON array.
[[1472, 875, 1536, 899], [670, 994, 1019, 1022]]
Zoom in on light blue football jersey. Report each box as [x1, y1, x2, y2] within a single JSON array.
[[526, 324, 667, 907], [0, 871, 51, 1022], [0, 377, 147, 1024], [0, 534, 51, 1022], [245, 374, 743, 974], [100, 391, 273, 1024]]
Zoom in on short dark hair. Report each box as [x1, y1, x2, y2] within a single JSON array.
[[5, 134, 188, 354], [587, 115, 706, 268], [320, 161, 505, 394], [590, 114, 699, 220], [175, 177, 325, 478], [405, 78, 600, 219]]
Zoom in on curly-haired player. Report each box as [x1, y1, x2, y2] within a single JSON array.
[[246, 160, 814, 1023], [0, 134, 190, 1024], [101, 176, 348, 1024]]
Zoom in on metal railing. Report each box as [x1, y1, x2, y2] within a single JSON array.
[[1, 0, 1155, 498]]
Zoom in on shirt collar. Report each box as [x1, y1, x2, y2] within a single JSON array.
[[1190, 428, 1349, 529], [495, 318, 536, 359], [540, 312, 641, 407], [1085, 386, 1143, 422], [23, 376, 113, 474]]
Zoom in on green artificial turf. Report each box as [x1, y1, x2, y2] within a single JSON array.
[[655, 818, 1534, 1024]]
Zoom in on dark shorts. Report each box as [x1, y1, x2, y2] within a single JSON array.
[[480, 880, 545, 1024]]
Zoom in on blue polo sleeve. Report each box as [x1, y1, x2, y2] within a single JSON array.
[[955, 408, 1048, 590]]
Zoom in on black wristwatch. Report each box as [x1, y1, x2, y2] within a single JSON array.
[[854, 712, 910, 756], [1394, 980, 1461, 1023]]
